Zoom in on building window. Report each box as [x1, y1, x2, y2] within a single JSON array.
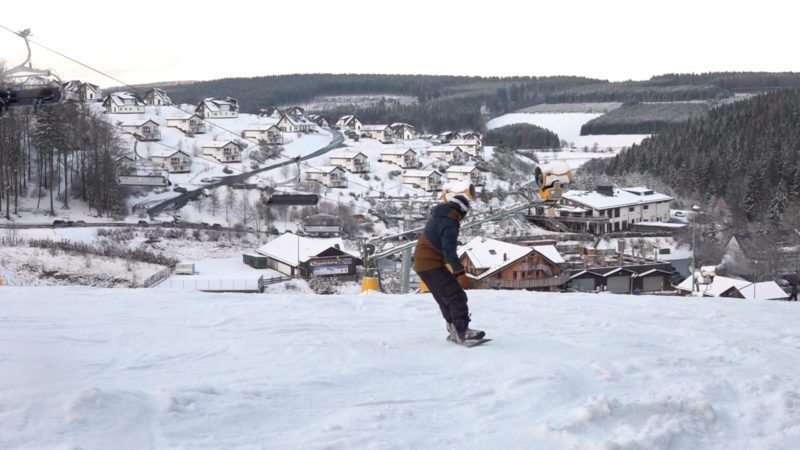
[[643, 205, 649, 210]]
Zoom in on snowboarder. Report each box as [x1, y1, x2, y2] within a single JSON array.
[[413, 193, 485, 345]]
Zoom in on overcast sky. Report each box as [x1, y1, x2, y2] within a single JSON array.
[[2, 0, 798, 88]]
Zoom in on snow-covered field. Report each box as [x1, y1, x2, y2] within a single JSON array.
[[486, 112, 649, 151], [2, 287, 799, 449]]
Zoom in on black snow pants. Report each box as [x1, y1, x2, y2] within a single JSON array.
[[416, 265, 470, 330]]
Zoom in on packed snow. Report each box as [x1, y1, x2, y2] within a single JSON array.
[[1, 287, 799, 449]]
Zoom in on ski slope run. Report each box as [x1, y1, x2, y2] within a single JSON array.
[[2, 287, 799, 449]]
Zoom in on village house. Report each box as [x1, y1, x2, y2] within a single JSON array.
[[143, 88, 171, 106], [458, 131, 483, 141], [360, 124, 393, 143], [150, 149, 192, 173], [402, 169, 442, 191], [102, 92, 145, 114], [307, 114, 330, 128], [437, 131, 457, 143], [285, 106, 306, 116], [336, 115, 363, 133], [427, 145, 466, 164], [166, 113, 206, 135], [202, 140, 242, 163], [255, 232, 361, 279], [448, 139, 483, 158], [196, 97, 239, 119], [62, 80, 102, 102], [277, 114, 315, 133], [305, 165, 347, 188], [119, 119, 161, 141], [379, 148, 418, 168], [445, 165, 485, 186], [543, 186, 673, 234], [390, 123, 415, 140], [458, 237, 568, 291], [674, 270, 789, 300], [242, 124, 283, 144], [259, 107, 283, 119], [328, 151, 370, 173]]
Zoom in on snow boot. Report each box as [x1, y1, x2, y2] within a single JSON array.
[[447, 322, 485, 343]]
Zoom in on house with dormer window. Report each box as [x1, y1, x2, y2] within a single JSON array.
[[102, 92, 145, 113], [143, 88, 172, 106], [196, 97, 239, 119]]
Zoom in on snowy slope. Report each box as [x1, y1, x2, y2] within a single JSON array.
[[2, 287, 799, 449]]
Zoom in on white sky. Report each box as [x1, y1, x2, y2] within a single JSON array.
[[2, 0, 799, 87]]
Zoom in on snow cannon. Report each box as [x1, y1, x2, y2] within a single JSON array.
[[533, 162, 571, 201], [441, 181, 475, 202]]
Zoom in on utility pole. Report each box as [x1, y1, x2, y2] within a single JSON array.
[[691, 205, 700, 295]]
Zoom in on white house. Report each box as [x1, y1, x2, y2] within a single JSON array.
[[445, 165, 485, 186], [166, 113, 206, 135], [428, 145, 466, 164], [390, 123, 415, 140], [242, 124, 283, 144], [438, 131, 457, 143], [448, 139, 482, 158], [62, 80, 102, 102], [150, 149, 192, 173], [202, 140, 242, 163], [119, 119, 161, 141], [361, 124, 393, 143], [102, 92, 145, 114], [560, 186, 673, 234], [403, 169, 442, 191], [196, 97, 239, 119], [255, 232, 361, 279], [328, 151, 370, 173], [379, 148, 418, 168], [336, 115, 363, 132], [305, 165, 347, 188], [285, 106, 306, 116], [459, 131, 483, 141], [143, 88, 171, 106], [277, 114, 315, 133]]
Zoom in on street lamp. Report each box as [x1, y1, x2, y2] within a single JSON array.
[[691, 205, 700, 295]]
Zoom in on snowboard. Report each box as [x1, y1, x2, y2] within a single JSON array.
[[446, 335, 492, 347]]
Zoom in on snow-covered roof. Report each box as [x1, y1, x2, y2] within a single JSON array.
[[428, 145, 461, 154], [280, 114, 314, 126], [105, 92, 144, 106], [445, 165, 477, 174], [200, 97, 238, 112], [737, 282, 789, 301], [459, 237, 532, 280], [203, 140, 237, 149], [390, 122, 414, 129], [329, 151, 367, 159], [403, 169, 439, 178], [166, 113, 197, 120], [380, 148, 416, 156], [564, 187, 672, 210], [243, 124, 280, 131], [677, 273, 750, 297], [256, 233, 357, 266], [150, 149, 190, 159], [531, 245, 565, 264], [305, 165, 344, 174], [448, 139, 480, 146], [119, 119, 158, 127]]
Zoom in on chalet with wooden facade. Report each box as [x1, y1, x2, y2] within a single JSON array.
[[119, 119, 161, 141], [166, 113, 206, 135], [379, 148, 418, 168], [150, 149, 192, 173], [202, 140, 242, 163], [143, 88, 171, 106], [458, 237, 567, 291], [445, 165, 485, 186], [242, 124, 283, 144], [402, 169, 442, 191], [305, 165, 347, 188], [196, 97, 239, 119], [427, 145, 466, 164], [336, 115, 363, 133], [361, 124, 393, 143], [328, 151, 370, 173], [255, 233, 361, 279], [102, 92, 145, 114]]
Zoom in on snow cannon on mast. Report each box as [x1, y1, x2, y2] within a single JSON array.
[[533, 161, 571, 201]]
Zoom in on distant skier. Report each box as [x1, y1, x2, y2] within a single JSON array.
[[413, 193, 485, 345]]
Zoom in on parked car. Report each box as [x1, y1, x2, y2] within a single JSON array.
[[211, 223, 222, 230], [52, 220, 65, 227], [222, 167, 233, 174], [75, 220, 86, 226], [173, 186, 188, 193], [137, 220, 149, 227]]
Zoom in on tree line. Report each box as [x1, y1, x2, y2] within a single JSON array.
[[585, 89, 800, 228], [484, 123, 561, 149], [0, 101, 127, 219], [580, 102, 710, 135]]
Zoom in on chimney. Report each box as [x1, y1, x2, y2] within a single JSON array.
[[503, 253, 507, 262]]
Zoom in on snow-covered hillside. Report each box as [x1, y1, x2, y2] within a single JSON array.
[[2, 287, 799, 449]]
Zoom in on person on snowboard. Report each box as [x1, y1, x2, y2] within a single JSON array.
[[413, 193, 485, 344]]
